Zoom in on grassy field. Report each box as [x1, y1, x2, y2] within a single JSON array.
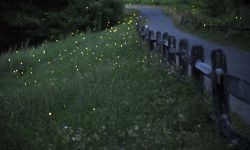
[[0, 12, 232, 149]]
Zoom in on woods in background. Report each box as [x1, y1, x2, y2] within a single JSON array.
[[0, 0, 124, 53]]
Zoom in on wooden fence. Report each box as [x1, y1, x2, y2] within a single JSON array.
[[136, 22, 250, 148]]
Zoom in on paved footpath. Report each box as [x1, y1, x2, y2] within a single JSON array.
[[128, 5, 250, 124]]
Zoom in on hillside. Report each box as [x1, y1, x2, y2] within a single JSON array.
[[0, 14, 231, 149]]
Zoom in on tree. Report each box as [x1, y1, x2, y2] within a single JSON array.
[[201, 0, 242, 17]]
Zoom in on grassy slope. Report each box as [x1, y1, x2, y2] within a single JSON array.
[[0, 13, 231, 149]]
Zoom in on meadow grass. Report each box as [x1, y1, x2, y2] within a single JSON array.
[[0, 13, 232, 149]]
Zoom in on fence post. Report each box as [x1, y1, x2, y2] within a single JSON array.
[[162, 32, 169, 60], [136, 23, 140, 33], [179, 39, 189, 76], [211, 49, 231, 138], [140, 26, 148, 40], [148, 30, 155, 51], [191, 45, 204, 94], [168, 36, 176, 64], [156, 31, 162, 53]]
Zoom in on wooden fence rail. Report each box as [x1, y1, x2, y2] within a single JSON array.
[[136, 22, 250, 148]]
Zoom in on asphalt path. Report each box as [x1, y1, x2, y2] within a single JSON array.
[[129, 5, 250, 124]]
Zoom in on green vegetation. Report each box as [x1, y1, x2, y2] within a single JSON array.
[[231, 113, 250, 139], [163, 1, 250, 51], [0, 0, 124, 52], [126, 0, 177, 5], [174, 21, 250, 51], [0, 12, 231, 149]]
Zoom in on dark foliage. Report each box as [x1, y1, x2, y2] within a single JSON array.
[[0, 0, 124, 53]]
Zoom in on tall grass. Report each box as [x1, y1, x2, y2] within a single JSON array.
[[0, 14, 231, 149]]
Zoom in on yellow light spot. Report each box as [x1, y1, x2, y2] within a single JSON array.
[[93, 108, 96, 111], [8, 59, 10, 62], [49, 112, 52, 116], [43, 50, 46, 54]]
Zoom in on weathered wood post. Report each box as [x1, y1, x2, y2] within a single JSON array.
[[140, 26, 147, 40], [148, 30, 155, 51], [191, 45, 204, 94], [178, 39, 189, 76], [211, 49, 231, 138], [156, 31, 162, 53], [136, 23, 140, 33], [162, 32, 169, 60], [168, 36, 176, 64]]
